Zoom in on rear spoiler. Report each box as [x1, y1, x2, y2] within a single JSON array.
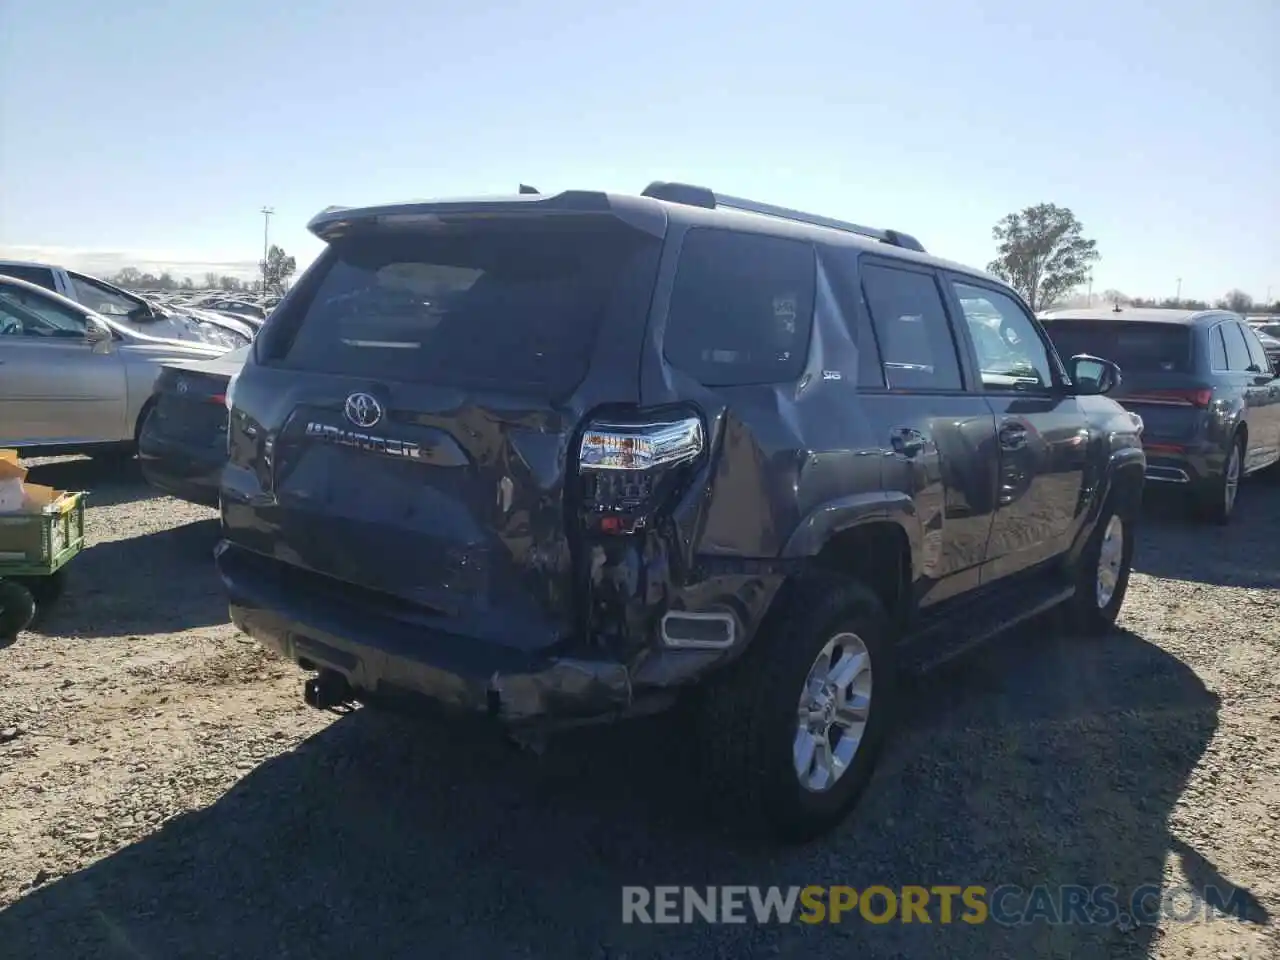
[[307, 191, 666, 241]]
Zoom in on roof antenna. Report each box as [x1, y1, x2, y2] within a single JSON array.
[[518, 184, 539, 194]]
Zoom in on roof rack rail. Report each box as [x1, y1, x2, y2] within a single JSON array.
[[640, 181, 925, 253]]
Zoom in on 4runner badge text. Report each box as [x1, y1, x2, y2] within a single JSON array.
[[304, 422, 422, 459]]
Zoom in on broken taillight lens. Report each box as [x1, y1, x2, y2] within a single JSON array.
[[577, 415, 704, 534]]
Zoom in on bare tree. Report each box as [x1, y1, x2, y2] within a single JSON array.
[[1216, 289, 1254, 314], [987, 204, 1100, 311]]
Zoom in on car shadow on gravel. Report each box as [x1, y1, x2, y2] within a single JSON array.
[[0, 622, 1258, 960], [29, 518, 226, 639], [21, 456, 160, 510], [1134, 484, 1280, 589]]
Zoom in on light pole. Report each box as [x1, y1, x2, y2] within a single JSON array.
[[1175, 277, 1182, 305], [260, 206, 275, 294]]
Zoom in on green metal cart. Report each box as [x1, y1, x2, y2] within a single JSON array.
[[0, 491, 86, 640]]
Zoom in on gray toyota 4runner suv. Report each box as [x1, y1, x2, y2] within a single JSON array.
[[216, 183, 1146, 841]]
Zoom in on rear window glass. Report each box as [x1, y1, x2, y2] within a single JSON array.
[[268, 221, 656, 392], [0, 265, 57, 290], [1040, 320, 1192, 374], [663, 228, 815, 386]]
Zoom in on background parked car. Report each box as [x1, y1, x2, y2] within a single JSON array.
[[1040, 307, 1280, 524], [0, 260, 254, 350], [0, 275, 226, 458], [138, 346, 247, 505], [189, 296, 268, 327], [1247, 323, 1280, 373]]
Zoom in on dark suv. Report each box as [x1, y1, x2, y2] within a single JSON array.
[[1040, 308, 1280, 524], [216, 183, 1145, 840]]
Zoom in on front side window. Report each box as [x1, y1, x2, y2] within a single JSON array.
[[1221, 321, 1253, 372], [861, 263, 962, 390], [951, 281, 1054, 391], [664, 229, 816, 386], [0, 288, 88, 337], [1239, 323, 1271, 373], [67, 272, 142, 317]]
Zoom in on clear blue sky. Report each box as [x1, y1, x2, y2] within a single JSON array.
[[1, 0, 1275, 303]]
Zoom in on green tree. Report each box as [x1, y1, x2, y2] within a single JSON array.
[[261, 244, 297, 296], [987, 203, 1100, 312]]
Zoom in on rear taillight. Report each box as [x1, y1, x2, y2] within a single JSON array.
[[209, 393, 226, 406], [1126, 388, 1212, 408], [577, 415, 704, 535]]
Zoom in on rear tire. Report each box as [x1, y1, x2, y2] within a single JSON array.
[[0, 580, 36, 642], [1194, 435, 1243, 525], [698, 572, 898, 843]]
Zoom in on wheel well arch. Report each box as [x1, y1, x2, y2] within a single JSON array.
[[811, 520, 912, 626], [133, 396, 158, 445], [1108, 459, 1146, 520]]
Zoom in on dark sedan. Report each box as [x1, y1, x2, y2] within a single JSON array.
[[138, 346, 246, 506], [1040, 307, 1280, 524]]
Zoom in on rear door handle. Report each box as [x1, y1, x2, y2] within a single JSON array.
[[999, 421, 1028, 451], [890, 427, 926, 457]]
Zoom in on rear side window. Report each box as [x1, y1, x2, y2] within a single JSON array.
[[663, 229, 815, 386], [1040, 320, 1192, 374], [861, 263, 963, 390], [0, 265, 57, 291], [268, 220, 658, 393], [1221, 322, 1253, 372], [1209, 326, 1228, 370]]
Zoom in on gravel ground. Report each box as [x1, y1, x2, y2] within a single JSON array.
[[0, 456, 1277, 960]]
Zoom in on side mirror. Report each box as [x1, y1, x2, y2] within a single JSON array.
[[1068, 354, 1122, 395]]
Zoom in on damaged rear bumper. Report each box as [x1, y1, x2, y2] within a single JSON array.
[[215, 543, 632, 724], [215, 541, 788, 727], [234, 602, 635, 723]]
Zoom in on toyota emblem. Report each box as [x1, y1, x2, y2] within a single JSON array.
[[344, 392, 383, 428], [176, 378, 189, 395]]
